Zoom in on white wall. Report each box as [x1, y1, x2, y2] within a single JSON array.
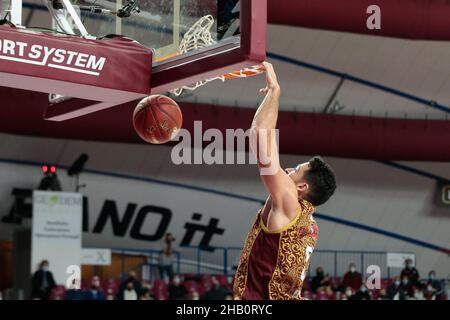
[[0, 133, 449, 277]]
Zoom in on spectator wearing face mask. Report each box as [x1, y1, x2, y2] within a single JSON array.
[[169, 275, 188, 300], [190, 291, 200, 300], [400, 258, 420, 287], [118, 270, 142, 299], [425, 270, 442, 299], [386, 277, 404, 300], [31, 260, 56, 300], [408, 287, 425, 300], [349, 284, 371, 300], [399, 276, 414, 299], [343, 286, 354, 300], [85, 276, 105, 300], [342, 263, 363, 292], [123, 281, 138, 300]]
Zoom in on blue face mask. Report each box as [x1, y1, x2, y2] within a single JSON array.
[[42, 266, 48, 272]]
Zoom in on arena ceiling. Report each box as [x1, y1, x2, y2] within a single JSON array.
[[1, 0, 450, 160]]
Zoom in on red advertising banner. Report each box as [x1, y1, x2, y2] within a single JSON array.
[[0, 25, 152, 119]]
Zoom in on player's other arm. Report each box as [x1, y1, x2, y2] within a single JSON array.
[[250, 62, 299, 217]]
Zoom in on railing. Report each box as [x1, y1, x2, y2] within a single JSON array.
[[111, 246, 415, 281]]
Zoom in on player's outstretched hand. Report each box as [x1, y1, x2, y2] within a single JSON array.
[[259, 61, 280, 95]]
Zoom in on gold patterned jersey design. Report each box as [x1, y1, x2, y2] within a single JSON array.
[[233, 200, 318, 300]]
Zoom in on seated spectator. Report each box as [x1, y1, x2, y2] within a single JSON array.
[[85, 276, 105, 300], [64, 288, 86, 300], [105, 288, 115, 300], [344, 286, 354, 300], [408, 287, 425, 300], [342, 263, 362, 291], [311, 267, 332, 293], [123, 281, 139, 300], [400, 258, 420, 287], [201, 276, 232, 300], [189, 291, 200, 300], [31, 260, 56, 300], [349, 284, 370, 300], [140, 287, 155, 300], [377, 288, 387, 300], [425, 270, 443, 299], [399, 276, 414, 298], [118, 271, 142, 300], [169, 275, 188, 300], [386, 277, 402, 300]]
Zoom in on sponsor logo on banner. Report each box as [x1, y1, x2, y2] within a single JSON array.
[[0, 38, 106, 76]]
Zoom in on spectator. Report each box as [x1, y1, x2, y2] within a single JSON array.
[[400, 258, 420, 287], [425, 270, 442, 298], [118, 271, 142, 299], [386, 277, 402, 300], [159, 233, 176, 281], [140, 287, 154, 300], [311, 267, 332, 293], [105, 288, 115, 300], [399, 276, 414, 298], [408, 287, 425, 300], [349, 284, 370, 300], [169, 275, 188, 300], [85, 276, 105, 300], [377, 288, 387, 300], [190, 291, 200, 300], [344, 286, 354, 300], [31, 260, 56, 300], [342, 263, 363, 291], [201, 276, 232, 300], [123, 281, 138, 300]]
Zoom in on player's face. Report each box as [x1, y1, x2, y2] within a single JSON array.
[[285, 162, 310, 185]]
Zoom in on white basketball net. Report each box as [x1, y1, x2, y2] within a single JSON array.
[[171, 15, 261, 96]]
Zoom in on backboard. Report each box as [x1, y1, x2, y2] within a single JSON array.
[[1, 0, 266, 120]]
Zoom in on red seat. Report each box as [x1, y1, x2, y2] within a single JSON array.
[[154, 289, 168, 300], [153, 279, 168, 292], [380, 279, 391, 289], [215, 275, 229, 286], [103, 278, 119, 295], [50, 285, 66, 300], [183, 280, 199, 293], [315, 292, 329, 300]]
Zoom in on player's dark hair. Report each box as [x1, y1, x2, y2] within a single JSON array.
[[303, 156, 336, 206]]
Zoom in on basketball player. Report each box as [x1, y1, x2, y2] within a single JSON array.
[[233, 62, 337, 300]]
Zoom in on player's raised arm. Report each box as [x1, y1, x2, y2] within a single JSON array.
[[249, 62, 299, 216]]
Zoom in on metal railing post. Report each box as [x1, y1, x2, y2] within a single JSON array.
[[224, 248, 228, 276], [197, 247, 201, 275], [334, 252, 337, 277]]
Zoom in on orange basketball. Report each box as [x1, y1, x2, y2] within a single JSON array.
[[133, 95, 183, 144]]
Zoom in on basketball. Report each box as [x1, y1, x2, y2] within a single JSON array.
[[133, 95, 183, 144]]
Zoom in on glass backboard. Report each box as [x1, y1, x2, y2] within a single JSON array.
[[16, 0, 265, 94], [67, 0, 241, 64]]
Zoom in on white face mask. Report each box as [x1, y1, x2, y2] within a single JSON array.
[[346, 290, 352, 296], [350, 267, 356, 272], [395, 281, 400, 286]]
